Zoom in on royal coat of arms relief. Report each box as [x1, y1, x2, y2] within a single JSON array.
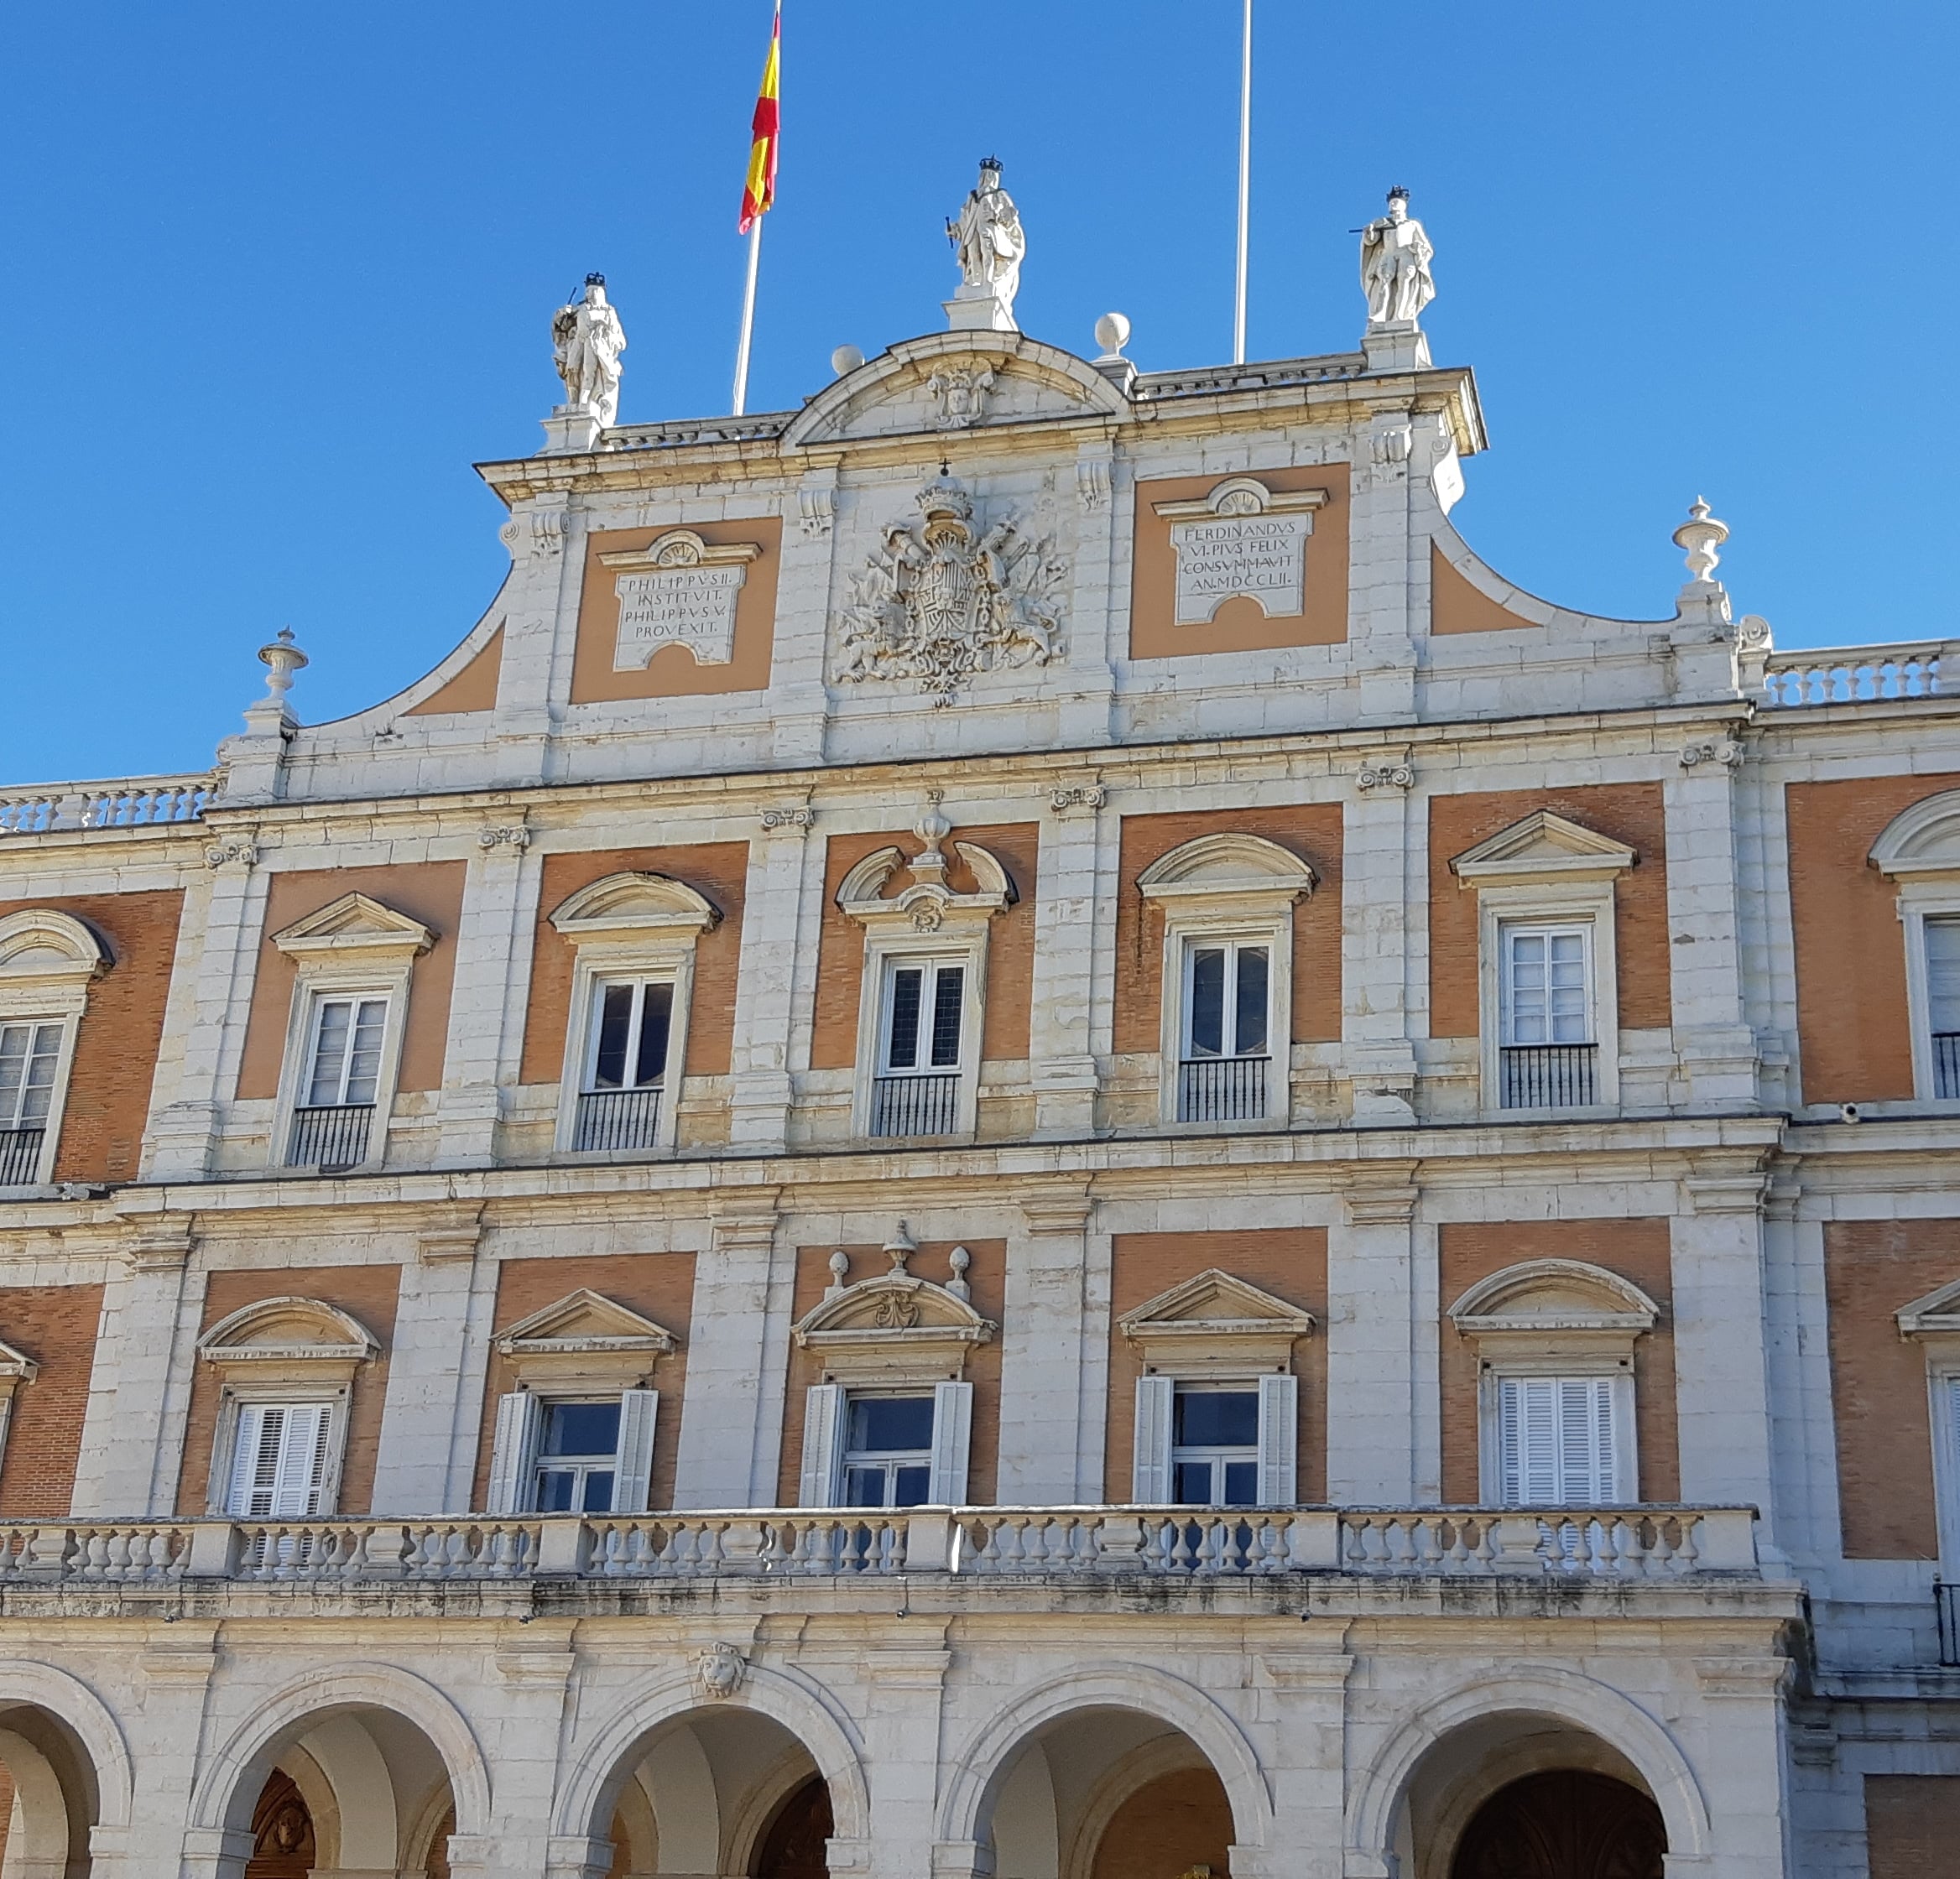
[[838, 471, 1066, 705]]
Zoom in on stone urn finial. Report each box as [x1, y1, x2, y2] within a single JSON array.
[[1672, 497, 1729, 586]]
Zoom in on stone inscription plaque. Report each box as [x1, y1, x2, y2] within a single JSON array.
[[1155, 477, 1327, 627], [600, 530, 761, 670]]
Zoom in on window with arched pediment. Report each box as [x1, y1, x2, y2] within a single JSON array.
[[1447, 1259, 1660, 1507], [0, 909, 109, 1191], [1870, 790, 1960, 1103], [197, 1297, 382, 1519], [1135, 833, 1318, 1128]]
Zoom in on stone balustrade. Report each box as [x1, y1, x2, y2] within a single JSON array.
[[0, 1505, 1760, 1590], [1760, 640, 1959, 707], [0, 773, 213, 836]]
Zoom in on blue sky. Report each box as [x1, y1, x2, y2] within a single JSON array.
[[3, 1, 1953, 784]]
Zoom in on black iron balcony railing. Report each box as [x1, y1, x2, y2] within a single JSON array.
[[573, 1085, 664, 1153], [1178, 1055, 1269, 1122], [286, 1103, 374, 1172], [1938, 1580, 1960, 1666], [0, 1127, 45, 1185], [1933, 1033, 1960, 1100], [1500, 1043, 1599, 1109], [870, 1072, 960, 1138]]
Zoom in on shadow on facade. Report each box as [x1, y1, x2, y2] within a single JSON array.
[[0, 1699, 103, 1878]]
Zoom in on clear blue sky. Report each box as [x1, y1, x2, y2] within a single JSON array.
[[3, 2, 1953, 785]]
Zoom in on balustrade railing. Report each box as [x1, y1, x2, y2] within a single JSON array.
[[0, 1128, 44, 1186], [1178, 1055, 1269, 1123], [286, 1103, 374, 1171], [1759, 642, 1957, 708], [573, 1086, 664, 1153], [0, 774, 213, 836], [1500, 1043, 1598, 1109], [0, 1506, 1759, 1590], [1939, 1580, 1960, 1668], [869, 1072, 960, 1138]]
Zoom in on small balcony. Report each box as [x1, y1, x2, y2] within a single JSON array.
[[1500, 1042, 1598, 1109], [573, 1085, 663, 1153], [0, 1127, 44, 1186], [870, 1071, 959, 1138], [1939, 1580, 1960, 1666], [286, 1103, 374, 1172], [1933, 1033, 1960, 1101], [1179, 1054, 1269, 1122]]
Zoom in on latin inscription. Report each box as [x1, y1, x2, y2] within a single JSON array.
[[1168, 513, 1310, 624], [614, 563, 746, 669]]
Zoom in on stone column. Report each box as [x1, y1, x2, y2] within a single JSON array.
[[143, 841, 269, 1179], [436, 825, 542, 1166], [1026, 790, 1107, 1138], [1688, 1657, 1796, 1879], [1340, 762, 1420, 1125], [449, 1622, 581, 1879], [102, 1625, 224, 1879], [1326, 1170, 1420, 1506], [70, 1216, 203, 1517], [1664, 735, 1761, 1109], [853, 1644, 952, 1879], [369, 1206, 492, 1515], [994, 1181, 1103, 1504], [1253, 1632, 1353, 1879], [1671, 1157, 1780, 1546], [670, 1194, 795, 1510], [729, 812, 818, 1152]]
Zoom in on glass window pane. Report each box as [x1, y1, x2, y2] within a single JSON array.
[[306, 1002, 352, 1105], [1233, 946, 1269, 1056], [0, 1023, 62, 1127], [929, 966, 965, 1068], [541, 1401, 621, 1458], [1188, 948, 1225, 1057], [581, 1470, 616, 1513], [592, 983, 634, 1089], [1222, 1460, 1259, 1507], [893, 1465, 932, 1507], [343, 999, 388, 1106], [848, 1395, 935, 1454], [1929, 919, 1960, 1033], [634, 982, 673, 1085], [886, 968, 923, 1070], [0, 1028, 26, 1123], [1173, 1389, 1259, 1448], [535, 1469, 577, 1513], [1172, 1460, 1214, 1505], [843, 1466, 887, 1509]]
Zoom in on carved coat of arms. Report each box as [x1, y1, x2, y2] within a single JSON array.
[[839, 474, 1064, 705]]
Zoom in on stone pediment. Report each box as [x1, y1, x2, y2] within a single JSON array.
[[1896, 1277, 1960, 1337], [1119, 1268, 1316, 1374], [548, 872, 721, 941], [1870, 789, 1960, 879], [269, 893, 435, 960], [0, 1337, 38, 1384], [495, 1289, 678, 1392], [1448, 812, 1637, 885], [198, 1296, 381, 1386], [1447, 1259, 1660, 1335], [795, 1273, 997, 1383], [782, 332, 1129, 449]]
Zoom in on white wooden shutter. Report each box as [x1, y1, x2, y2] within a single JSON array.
[[798, 1384, 847, 1507], [1132, 1375, 1175, 1502], [228, 1403, 276, 1516], [228, 1403, 333, 1518], [487, 1391, 543, 1516], [1255, 1373, 1299, 1508], [928, 1380, 973, 1505], [1499, 1377, 1617, 1507], [611, 1389, 659, 1514]]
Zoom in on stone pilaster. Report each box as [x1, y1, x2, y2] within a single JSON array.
[[1341, 760, 1420, 1124], [1256, 1631, 1354, 1879], [994, 1181, 1103, 1504], [1026, 787, 1108, 1138], [855, 1642, 953, 1879], [490, 497, 577, 788], [459, 1621, 581, 1879], [1326, 1169, 1420, 1505], [771, 464, 842, 766], [1342, 406, 1425, 723], [728, 810, 820, 1151]]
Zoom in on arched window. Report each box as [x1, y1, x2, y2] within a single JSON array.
[[0, 909, 108, 1190]]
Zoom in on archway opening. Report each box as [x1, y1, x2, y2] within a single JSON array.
[[0, 1700, 105, 1879], [1391, 1710, 1668, 1879], [217, 1704, 458, 1879], [584, 1705, 834, 1878], [978, 1705, 1238, 1879]]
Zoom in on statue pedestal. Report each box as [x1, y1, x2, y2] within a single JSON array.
[[944, 290, 1018, 335], [1362, 322, 1432, 373], [540, 404, 606, 455]]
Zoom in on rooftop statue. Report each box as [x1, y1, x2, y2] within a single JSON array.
[[945, 158, 1026, 332], [552, 273, 627, 425], [1359, 187, 1436, 328]]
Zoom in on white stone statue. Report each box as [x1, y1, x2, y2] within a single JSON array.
[[1359, 188, 1435, 327], [552, 274, 627, 424], [945, 159, 1026, 333]]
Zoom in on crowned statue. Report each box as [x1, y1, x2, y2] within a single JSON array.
[[1358, 187, 1436, 328], [552, 274, 628, 425], [945, 159, 1026, 333]]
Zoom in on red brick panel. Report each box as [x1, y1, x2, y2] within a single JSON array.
[[0, 1283, 105, 1516], [1865, 1775, 1960, 1879]]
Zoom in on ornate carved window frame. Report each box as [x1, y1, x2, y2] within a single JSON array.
[[1449, 812, 1636, 1116], [836, 817, 1014, 1142], [196, 1297, 382, 1517], [545, 872, 722, 1158], [1896, 1278, 1960, 1561], [266, 893, 435, 1175], [0, 909, 109, 1191], [1447, 1258, 1659, 1505], [1870, 791, 1960, 1106], [1136, 833, 1316, 1129]]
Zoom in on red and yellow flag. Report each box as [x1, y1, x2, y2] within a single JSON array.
[[738, 4, 780, 234]]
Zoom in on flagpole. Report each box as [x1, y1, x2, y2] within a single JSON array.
[[732, 215, 764, 416], [1233, 0, 1252, 365]]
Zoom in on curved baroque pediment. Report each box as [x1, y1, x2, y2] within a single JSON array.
[[1870, 789, 1960, 878]]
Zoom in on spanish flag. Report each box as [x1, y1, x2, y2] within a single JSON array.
[[738, 3, 780, 235]]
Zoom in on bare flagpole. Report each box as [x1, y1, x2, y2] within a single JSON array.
[[732, 218, 764, 416], [1233, 0, 1252, 365]]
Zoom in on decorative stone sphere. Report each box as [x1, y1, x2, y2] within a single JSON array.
[[1093, 312, 1131, 357], [831, 344, 866, 377]]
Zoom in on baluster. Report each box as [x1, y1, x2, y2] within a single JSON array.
[[1645, 1517, 1676, 1575], [1339, 1519, 1366, 1568], [1612, 1517, 1643, 1578], [1443, 1522, 1471, 1572], [993, 1519, 1024, 1572], [1144, 1520, 1173, 1573], [699, 1522, 728, 1573], [1674, 1516, 1701, 1575], [81, 1532, 111, 1580], [1024, 1519, 1053, 1569], [654, 1526, 683, 1575], [406, 1526, 440, 1575], [1413, 1519, 1444, 1569], [1172, 1522, 1198, 1574]]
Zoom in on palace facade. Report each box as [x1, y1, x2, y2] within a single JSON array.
[[0, 238, 1953, 1879]]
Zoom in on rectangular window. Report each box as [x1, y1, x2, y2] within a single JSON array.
[[841, 1393, 936, 1509], [1497, 1375, 1619, 1507], [1926, 919, 1960, 1098], [1179, 940, 1269, 1122], [533, 1399, 622, 1514], [871, 958, 965, 1137], [586, 980, 672, 1091], [0, 1022, 61, 1130], [304, 996, 388, 1107], [1170, 1385, 1261, 1507], [227, 1402, 334, 1519], [1497, 924, 1598, 1108]]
